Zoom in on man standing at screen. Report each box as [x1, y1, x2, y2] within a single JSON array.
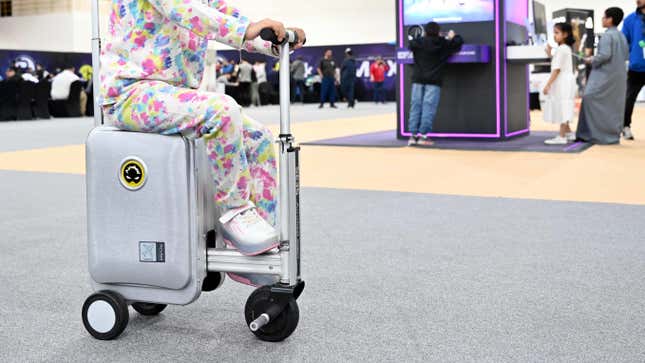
[[408, 22, 463, 146]]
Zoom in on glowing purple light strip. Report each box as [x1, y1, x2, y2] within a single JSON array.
[[398, 0, 501, 138], [504, 0, 531, 138], [505, 63, 530, 137]]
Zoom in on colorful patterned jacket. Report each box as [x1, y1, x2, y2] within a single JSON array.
[[101, 0, 276, 105]]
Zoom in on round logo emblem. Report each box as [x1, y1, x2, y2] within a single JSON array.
[[119, 157, 147, 191]]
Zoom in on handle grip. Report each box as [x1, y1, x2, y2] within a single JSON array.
[[260, 28, 300, 45]]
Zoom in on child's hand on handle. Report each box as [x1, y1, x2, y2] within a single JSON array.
[[246, 19, 287, 43]]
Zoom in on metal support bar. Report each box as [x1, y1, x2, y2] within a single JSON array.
[[279, 41, 291, 135], [91, 0, 103, 125], [278, 40, 292, 250], [206, 249, 282, 275]]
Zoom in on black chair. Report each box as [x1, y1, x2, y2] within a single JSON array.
[[85, 89, 94, 117], [50, 80, 83, 117], [17, 81, 36, 120], [34, 81, 51, 119], [0, 80, 19, 121]]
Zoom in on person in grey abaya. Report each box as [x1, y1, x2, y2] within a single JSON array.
[[576, 7, 630, 144]]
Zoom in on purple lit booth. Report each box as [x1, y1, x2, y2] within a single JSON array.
[[396, 0, 531, 140]]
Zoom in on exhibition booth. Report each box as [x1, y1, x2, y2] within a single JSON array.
[[396, 0, 551, 140]]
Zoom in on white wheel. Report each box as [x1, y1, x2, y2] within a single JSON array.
[[87, 300, 116, 333], [82, 291, 129, 340]]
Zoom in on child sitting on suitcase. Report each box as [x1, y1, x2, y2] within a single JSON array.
[[101, 0, 305, 286]]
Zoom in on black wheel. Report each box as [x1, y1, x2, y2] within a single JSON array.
[[131, 302, 167, 316], [244, 286, 300, 342], [202, 271, 225, 292], [82, 290, 129, 340]]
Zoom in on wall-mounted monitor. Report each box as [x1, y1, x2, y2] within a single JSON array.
[[403, 0, 495, 25], [533, 1, 547, 35]]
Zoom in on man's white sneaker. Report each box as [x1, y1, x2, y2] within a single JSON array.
[[623, 127, 635, 140], [544, 136, 568, 145], [219, 204, 279, 256], [566, 132, 576, 142], [408, 137, 418, 146], [417, 137, 434, 146]]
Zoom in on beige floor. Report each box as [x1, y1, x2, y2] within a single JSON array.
[[0, 108, 643, 205]]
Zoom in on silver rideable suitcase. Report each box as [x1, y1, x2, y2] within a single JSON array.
[[86, 126, 219, 306]]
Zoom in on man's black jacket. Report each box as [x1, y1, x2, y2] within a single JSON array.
[[409, 35, 464, 86]]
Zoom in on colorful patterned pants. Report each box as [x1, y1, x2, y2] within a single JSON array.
[[105, 80, 277, 226]]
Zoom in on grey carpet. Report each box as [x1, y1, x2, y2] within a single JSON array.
[[1, 170, 644, 362]]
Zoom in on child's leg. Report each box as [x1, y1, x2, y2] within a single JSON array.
[[108, 81, 251, 210], [419, 85, 441, 135], [241, 114, 278, 226], [564, 122, 572, 134], [408, 83, 424, 135]]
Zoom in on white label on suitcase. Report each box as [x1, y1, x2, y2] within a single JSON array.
[[139, 242, 165, 263]]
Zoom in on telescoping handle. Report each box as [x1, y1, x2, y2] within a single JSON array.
[[259, 28, 296, 136]]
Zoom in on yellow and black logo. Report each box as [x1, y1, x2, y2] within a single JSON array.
[[119, 158, 147, 191]]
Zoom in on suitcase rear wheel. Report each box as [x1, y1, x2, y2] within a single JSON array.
[[131, 302, 167, 316]]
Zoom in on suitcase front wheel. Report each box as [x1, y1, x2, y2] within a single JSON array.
[[245, 286, 300, 342], [82, 290, 129, 340]]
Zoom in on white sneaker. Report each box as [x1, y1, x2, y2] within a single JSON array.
[[566, 133, 576, 142], [623, 127, 634, 140], [544, 136, 568, 145], [408, 137, 418, 146], [417, 136, 434, 146], [219, 204, 279, 256]]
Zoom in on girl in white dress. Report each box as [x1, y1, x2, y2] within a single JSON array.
[[543, 22, 577, 145]]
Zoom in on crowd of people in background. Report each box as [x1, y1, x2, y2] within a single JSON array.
[[214, 50, 392, 110], [0, 60, 94, 121], [2, 48, 394, 121]]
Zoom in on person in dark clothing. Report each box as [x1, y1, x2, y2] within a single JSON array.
[[622, 0, 645, 140], [290, 56, 306, 103], [318, 49, 337, 108], [341, 48, 357, 108], [0, 67, 21, 121], [35, 64, 50, 81], [407, 22, 463, 146]]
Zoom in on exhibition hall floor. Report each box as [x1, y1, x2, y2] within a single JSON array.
[[1, 103, 644, 362]]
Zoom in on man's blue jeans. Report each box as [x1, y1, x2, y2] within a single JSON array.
[[409, 83, 441, 135], [373, 82, 385, 103], [320, 76, 336, 105]]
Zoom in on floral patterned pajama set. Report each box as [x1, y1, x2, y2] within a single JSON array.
[[101, 0, 279, 226]]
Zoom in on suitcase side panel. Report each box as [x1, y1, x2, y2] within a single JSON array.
[[87, 128, 192, 291]]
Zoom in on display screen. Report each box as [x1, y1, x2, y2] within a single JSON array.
[[506, 0, 528, 26], [533, 1, 547, 35], [403, 0, 495, 25]]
